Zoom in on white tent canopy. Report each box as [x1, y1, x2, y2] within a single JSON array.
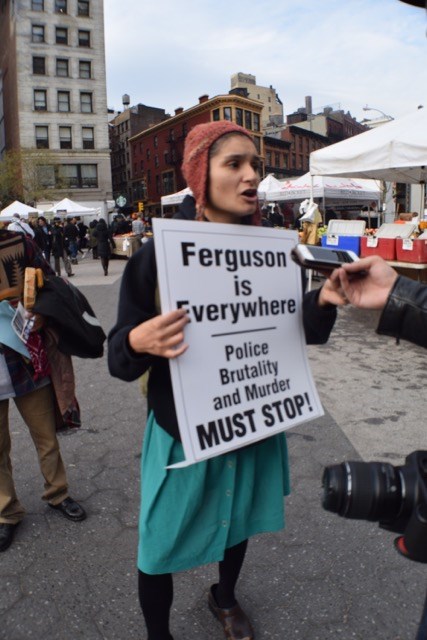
[[310, 108, 427, 183], [265, 172, 381, 203], [48, 197, 96, 216], [257, 174, 284, 200], [0, 200, 42, 219], [160, 187, 193, 207]]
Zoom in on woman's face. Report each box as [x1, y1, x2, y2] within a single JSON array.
[[205, 134, 261, 224]]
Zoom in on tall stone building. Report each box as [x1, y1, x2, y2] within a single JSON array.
[[0, 0, 112, 213], [230, 72, 283, 128]]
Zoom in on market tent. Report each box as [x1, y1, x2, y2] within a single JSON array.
[[49, 198, 96, 216], [0, 200, 42, 219], [257, 174, 284, 200], [310, 108, 427, 183], [160, 187, 193, 207], [268, 172, 381, 202]]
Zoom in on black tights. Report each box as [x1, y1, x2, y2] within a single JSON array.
[[138, 539, 248, 640], [100, 257, 109, 274]]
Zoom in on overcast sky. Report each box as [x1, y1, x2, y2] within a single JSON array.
[[103, 0, 426, 123]]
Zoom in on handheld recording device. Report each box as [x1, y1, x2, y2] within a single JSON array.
[[291, 245, 359, 271]]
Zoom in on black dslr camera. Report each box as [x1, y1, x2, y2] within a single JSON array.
[[322, 450, 427, 563]]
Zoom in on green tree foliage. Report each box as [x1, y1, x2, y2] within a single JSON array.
[[0, 149, 61, 208]]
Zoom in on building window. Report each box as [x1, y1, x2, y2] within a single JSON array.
[[253, 113, 260, 132], [59, 126, 72, 149], [274, 152, 280, 168], [146, 148, 150, 160], [81, 165, 98, 188], [32, 56, 46, 75], [82, 126, 94, 149], [35, 126, 49, 149], [78, 0, 90, 16], [56, 58, 69, 77], [253, 136, 261, 154], [58, 164, 97, 188], [212, 109, 220, 121], [244, 110, 252, 130], [235, 108, 243, 126], [223, 107, 232, 121], [154, 135, 158, 148], [32, 25, 45, 43], [266, 151, 272, 167], [34, 89, 47, 111], [58, 91, 70, 112], [79, 60, 91, 79], [162, 170, 174, 195], [156, 175, 161, 194], [80, 92, 93, 113], [154, 155, 159, 168], [31, 0, 44, 10], [55, 0, 67, 13], [78, 30, 90, 47], [55, 27, 68, 45]]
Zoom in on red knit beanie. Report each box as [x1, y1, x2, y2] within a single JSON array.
[[182, 121, 261, 225]]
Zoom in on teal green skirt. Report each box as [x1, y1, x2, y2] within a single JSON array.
[[138, 412, 291, 574]]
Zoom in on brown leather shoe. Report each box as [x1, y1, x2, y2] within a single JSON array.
[[208, 586, 254, 640]]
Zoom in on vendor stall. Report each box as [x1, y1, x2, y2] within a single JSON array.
[[112, 234, 142, 258], [310, 109, 427, 280]]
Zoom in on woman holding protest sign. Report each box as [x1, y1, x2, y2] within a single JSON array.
[[108, 121, 342, 640]]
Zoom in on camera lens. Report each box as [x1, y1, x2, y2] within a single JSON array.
[[322, 461, 403, 521]]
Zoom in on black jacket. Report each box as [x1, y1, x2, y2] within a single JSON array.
[[377, 276, 427, 348], [108, 198, 337, 440], [93, 220, 115, 258]]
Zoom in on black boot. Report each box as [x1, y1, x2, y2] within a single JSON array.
[[0, 522, 20, 552]]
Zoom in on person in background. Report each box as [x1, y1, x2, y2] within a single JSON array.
[[108, 120, 342, 640], [64, 218, 79, 265], [7, 213, 35, 239], [51, 218, 74, 277], [132, 214, 145, 236], [93, 218, 115, 276], [77, 220, 88, 251], [0, 228, 86, 553], [34, 216, 52, 264], [87, 220, 99, 260]]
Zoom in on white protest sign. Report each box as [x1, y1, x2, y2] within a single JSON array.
[[153, 218, 324, 467]]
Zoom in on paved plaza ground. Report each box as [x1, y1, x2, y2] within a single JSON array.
[[1, 252, 426, 640]]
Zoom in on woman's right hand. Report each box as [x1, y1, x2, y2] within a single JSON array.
[[128, 309, 190, 359]]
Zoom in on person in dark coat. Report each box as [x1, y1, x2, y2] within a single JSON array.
[[33, 216, 52, 264], [93, 219, 115, 276], [51, 219, 74, 277], [87, 220, 99, 259]]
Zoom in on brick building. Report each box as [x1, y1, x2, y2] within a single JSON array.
[[109, 97, 169, 206]]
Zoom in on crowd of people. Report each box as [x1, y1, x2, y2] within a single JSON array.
[[0, 211, 149, 277], [0, 121, 426, 640]]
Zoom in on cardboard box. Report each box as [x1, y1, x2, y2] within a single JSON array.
[[396, 238, 427, 264]]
